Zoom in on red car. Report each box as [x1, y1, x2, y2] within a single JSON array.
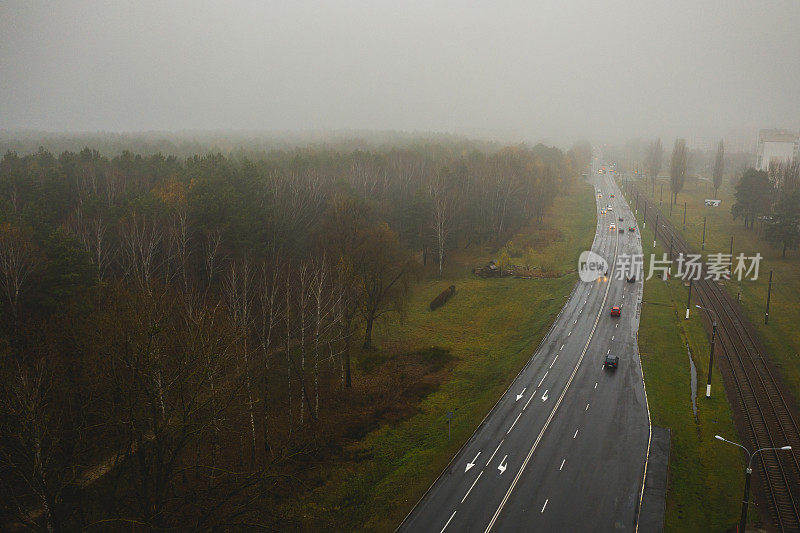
[[610, 306, 621, 317]]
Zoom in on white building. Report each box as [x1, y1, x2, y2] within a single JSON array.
[[756, 129, 799, 171]]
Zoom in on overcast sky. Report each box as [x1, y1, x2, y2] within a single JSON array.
[[1, 0, 799, 145]]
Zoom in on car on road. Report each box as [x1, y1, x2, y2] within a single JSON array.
[[610, 194, 615, 198], [628, 226, 635, 232], [610, 306, 621, 317], [619, 228, 624, 234], [626, 275, 636, 283], [618, 217, 623, 222], [607, 205, 613, 211], [609, 223, 616, 230], [603, 354, 619, 369]]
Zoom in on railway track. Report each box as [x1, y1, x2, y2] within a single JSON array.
[[626, 182, 800, 531]]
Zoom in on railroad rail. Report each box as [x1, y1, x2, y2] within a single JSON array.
[[625, 182, 800, 531]]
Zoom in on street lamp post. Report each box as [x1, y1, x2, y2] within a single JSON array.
[[696, 305, 717, 398], [714, 435, 792, 532]]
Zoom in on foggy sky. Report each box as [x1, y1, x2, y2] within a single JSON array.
[[2, 0, 799, 145]]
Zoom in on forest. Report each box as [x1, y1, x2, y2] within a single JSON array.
[[0, 139, 591, 530]]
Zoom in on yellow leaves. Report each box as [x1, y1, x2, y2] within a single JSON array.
[[151, 178, 188, 207]]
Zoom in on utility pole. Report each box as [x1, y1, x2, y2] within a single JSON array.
[[702, 217, 706, 250], [643, 203, 647, 228], [683, 201, 687, 230], [686, 278, 693, 319], [708, 320, 717, 397], [729, 236, 734, 279], [654, 214, 659, 248], [765, 270, 773, 325], [660, 183, 663, 205]]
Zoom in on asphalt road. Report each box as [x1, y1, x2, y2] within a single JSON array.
[[399, 163, 650, 532]]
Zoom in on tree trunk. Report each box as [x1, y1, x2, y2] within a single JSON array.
[[363, 315, 374, 349]]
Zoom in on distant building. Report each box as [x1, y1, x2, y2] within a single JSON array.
[[756, 129, 799, 171]]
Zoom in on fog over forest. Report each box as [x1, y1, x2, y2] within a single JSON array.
[[2, 1, 799, 144]]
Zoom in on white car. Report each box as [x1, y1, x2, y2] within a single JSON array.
[[607, 205, 613, 211], [610, 223, 616, 230]]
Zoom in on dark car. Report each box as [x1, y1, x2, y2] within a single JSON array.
[[610, 306, 621, 317], [604, 354, 619, 369], [626, 275, 636, 283], [618, 217, 623, 222], [619, 228, 624, 234]]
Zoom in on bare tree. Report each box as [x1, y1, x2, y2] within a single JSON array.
[[224, 259, 257, 467], [0, 223, 39, 339], [428, 167, 460, 278]]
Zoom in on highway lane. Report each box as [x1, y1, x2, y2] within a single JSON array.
[[399, 166, 650, 532]]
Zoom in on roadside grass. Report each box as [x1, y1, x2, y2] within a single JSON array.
[[633, 177, 800, 411], [287, 179, 596, 531], [634, 198, 755, 531]]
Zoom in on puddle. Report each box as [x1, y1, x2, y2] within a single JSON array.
[[687, 343, 697, 419]]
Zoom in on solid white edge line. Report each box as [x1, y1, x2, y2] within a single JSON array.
[[461, 471, 484, 504], [441, 510, 457, 533], [484, 224, 620, 532]]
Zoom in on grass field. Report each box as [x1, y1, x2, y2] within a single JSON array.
[[282, 178, 597, 530], [632, 176, 800, 411], [632, 188, 760, 531]]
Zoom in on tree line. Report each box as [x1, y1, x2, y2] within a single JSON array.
[[0, 140, 589, 529]]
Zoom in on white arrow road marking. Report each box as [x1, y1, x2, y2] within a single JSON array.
[[516, 388, 526, 401], [541, 499, 549, 513], [537, 371, 548, 387], [486, 441, 503, 466], [461, 471, 483, 503], [498, 455, 508, 475], [541, 390, 549, 401], [559, 459, 565, 471], [441, 511, 456, 533], [465, 452, 481, 472], [507, 413, 522, 434]]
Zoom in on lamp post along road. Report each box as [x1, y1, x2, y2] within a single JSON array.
[[685, 277, 693, 319], [714, 435, 792, 532]]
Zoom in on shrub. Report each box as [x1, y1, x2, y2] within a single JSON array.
[[430, 285, 456, 311]]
